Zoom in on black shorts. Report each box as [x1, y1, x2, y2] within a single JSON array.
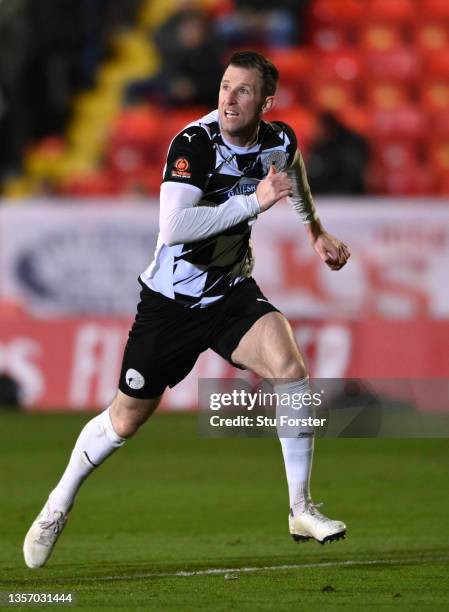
[[118, 277, 279, 399]]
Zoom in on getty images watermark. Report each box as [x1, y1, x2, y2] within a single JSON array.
[[208, 387, 326, 431], [198, 378, 449, 438]]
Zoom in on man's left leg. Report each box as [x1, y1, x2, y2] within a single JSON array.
[[231, 311, 346, 544]]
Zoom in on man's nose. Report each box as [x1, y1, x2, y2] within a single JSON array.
[[225, 90, 237, 104]]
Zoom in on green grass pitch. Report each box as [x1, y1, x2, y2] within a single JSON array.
[[0, 411, 448, 610]]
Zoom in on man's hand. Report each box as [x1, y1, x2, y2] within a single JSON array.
[[306, 221, 350, 271], [256, 163, 293, 212]]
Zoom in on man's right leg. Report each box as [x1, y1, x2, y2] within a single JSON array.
[[23, 391, 160, 568]]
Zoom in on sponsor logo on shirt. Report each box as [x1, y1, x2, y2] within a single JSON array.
[[228, 183, 257, 197], [171, 157, 192, 179]]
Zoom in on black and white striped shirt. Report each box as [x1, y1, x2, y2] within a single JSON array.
[[140, 109, 300, 308]]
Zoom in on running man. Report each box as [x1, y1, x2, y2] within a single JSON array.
[[24, 51, 350, 568]]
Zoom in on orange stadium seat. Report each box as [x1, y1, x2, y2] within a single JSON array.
[[337, 105, 370, 136], [311, 80, 356, 113], [420, 81, 449, 114], [365, 82, 410, 110], [414, 22, 449, 55], [427, 139, 449, 174], [361, 24, 404, 52]]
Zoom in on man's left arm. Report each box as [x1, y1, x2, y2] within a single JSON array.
[[286, 149, 350, 271]]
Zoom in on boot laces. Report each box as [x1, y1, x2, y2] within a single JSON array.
[[36, 512, 65, 546], [308, 502, 329, 522]]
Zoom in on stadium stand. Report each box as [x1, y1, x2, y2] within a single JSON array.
[[1, 0, 449, 197]]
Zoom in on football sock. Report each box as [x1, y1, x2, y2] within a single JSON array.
[[274, 377, 315, 515], [48, 407, 125, 514]]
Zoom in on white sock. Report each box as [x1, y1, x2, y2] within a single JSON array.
[[275, 378, 315, 515], [48, 407, 125, 513]]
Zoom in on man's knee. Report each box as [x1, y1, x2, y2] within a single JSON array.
[[109, 391, 161, 438], [270, 355, 307, 380]]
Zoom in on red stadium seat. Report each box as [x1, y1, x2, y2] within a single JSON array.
[[368, 163, 436, 195], [267, 108, 318, 155], [311, 26, 348, 52], [309, 0, 365, 28], [384, 167, 436, 195], [108, 107, 164, 169], [437, 175, 449, 194], [267, 49, 311, 104], [268, 49, 311, 86], [371, 139, 420, 169], [364, 46, 421, 82], [421, 0, 449, 21], [428, 109, 449, 137], [313, 49, 364, 83], [366, 0, 417, 27], [116, 167, 162, 196], [62, 171, 118, 196], [308, 0, 365, 47], [106, 142, 151, 179], [161, 108, 207, 154], [424, 50, 449, 77], [370, 104, 426, 139], [112, 107, 161, 145]]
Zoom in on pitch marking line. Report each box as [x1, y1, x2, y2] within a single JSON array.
[[87, 555, 449, 582]]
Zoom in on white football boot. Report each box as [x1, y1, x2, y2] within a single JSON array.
[[289, 502, 346, 545], [23, 500, 69, 568]]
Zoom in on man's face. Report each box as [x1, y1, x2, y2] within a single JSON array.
[[218, 65, 272, 143]]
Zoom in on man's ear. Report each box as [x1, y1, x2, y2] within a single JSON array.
[[261, 96, 275, 114]]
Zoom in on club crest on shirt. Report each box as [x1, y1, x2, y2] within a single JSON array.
[[171, 157, 192, 178], [262, 151, 288, 173]]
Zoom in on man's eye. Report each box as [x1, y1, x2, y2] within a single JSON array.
[[240, 88, 249, 94]]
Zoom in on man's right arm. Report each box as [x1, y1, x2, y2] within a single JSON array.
[[159, 182, 260, 246], [159, 126, 292, 246]]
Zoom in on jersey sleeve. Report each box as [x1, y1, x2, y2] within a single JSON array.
[[271, 121, 298, 167], [162, 125, 215, 190]]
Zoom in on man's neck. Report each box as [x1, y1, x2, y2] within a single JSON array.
[[219, 125, 260, 148]]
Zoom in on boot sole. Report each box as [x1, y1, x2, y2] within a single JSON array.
[[291, 529, 346, 545]]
